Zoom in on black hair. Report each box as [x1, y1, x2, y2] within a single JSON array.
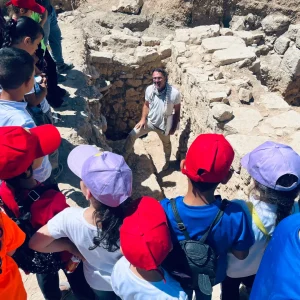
[[251, 174, 300, 226], [0, 8, 5, 49], [5, 166, 33, 191], [0, 47, 34, 89], [191, 180, 219, 193], [89, 197, 136, 252], [152, 68, 168, 80], [2, 17, 44, 48]]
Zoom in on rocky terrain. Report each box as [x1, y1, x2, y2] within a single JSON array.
[[9, 0, 300, 299]]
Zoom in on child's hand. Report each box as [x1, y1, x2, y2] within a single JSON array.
[[40, 76, 48, 89]]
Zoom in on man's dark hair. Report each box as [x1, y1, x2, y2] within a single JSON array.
[[0, 47, 34, 89], [152, 68, 168, 79]]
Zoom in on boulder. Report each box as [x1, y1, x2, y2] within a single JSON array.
[[261, 14, 290, 34], [285, 24, 300, 41], [175, 25, 220, 45], [211, 104, 233, 122], [212, 46, 256, 67], [274, 36, 290, 55], [230, 16, 246, 31], [141, 36, 161, 47], [239, 88, 253, 103], [157, 44, 172, 59], [202, 36, 246, 53], [233, 31, 265, 46], [281, 46, 300, 77], [260, 93, 289, 109], [112, 0, 143, 15], [224, 107, 263, 134], [90, 51, 114, 63], [134, 46, 159, 64]]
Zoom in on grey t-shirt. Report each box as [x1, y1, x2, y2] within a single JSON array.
[[145, 84, 181, 131]]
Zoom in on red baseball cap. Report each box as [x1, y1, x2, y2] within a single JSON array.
[[0, 125, 61, 179], [6, 0, 46, 14], [181, 133, 234, 183], [120, 196, 172, 271]]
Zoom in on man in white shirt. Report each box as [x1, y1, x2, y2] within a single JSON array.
[[123, 68, 181, 170]]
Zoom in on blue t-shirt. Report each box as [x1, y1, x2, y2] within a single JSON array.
[[160, 196, 254, 284], [250, 213, 300, 299]]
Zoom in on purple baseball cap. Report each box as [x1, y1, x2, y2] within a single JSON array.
[[241, 141, 300, 192], [67, 145, 132, 207]]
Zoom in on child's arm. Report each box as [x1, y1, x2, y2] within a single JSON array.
[[25, 80, 47, 107], [29, 225, 85, 260]]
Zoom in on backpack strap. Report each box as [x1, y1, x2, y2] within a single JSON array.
[[246, 202, 271, 241], [170, 198, 191, 240], [200, 199, 230, 243]]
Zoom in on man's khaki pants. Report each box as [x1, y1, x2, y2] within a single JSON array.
[[123, 120, 171, 161]]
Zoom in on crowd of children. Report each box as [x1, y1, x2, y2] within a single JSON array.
[[0, 1, 300, 300]]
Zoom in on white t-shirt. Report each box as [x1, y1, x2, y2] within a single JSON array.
[[27, 80, 50, 113], [145, 84, 181, 131], [47, 207, 122, 291], [111, 257, 188, 300], [227, 196, 277, 278]]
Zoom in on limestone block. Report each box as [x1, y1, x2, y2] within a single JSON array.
[[113, 53, 138, 66], [233, 31, 265, 46], [157, 44, 172, 59], [265, 111, 300, 129], [101, 33, 140, 48], [224, 107, 263, 134], [175, 25, 220, 45], [212, 46, 256, 67], [274, 36, 290, 55], [296, 31, 300, 49], [141, 36, 161, 47], [90, 51, 114, 64], [134, 46, 159, 64], [202, 81, 231, 96], [202, 36, 246, 53], [281, 46, 300, 77], [261, 14, 290, 34], [127, 79, 142, 87], [172, 42, 187, 59], [286, 24, 300, 41], [260, 93, 289, 109], [206, 92, 227, 103], [230, 16, 246, 31], [239, 88, 253, 103], [211, 103, 233, 122], [220, 28, 233, 36], [112, 0, 144, 14]]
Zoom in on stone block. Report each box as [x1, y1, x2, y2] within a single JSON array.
[[224, 107, 263, 134], [286, 24, 300, 41], [172, 42, 186, 59], [175, 25, 220, 45], [265, 111, 300, 129], [211, 103, 233, 122], [126, 88, 140, 98], [113, 53, 138, 66], [260, 93, 289, 109], [101, 33, 140, 48], [281, 46, 300, 77], [290, 132, 300, 154], [233, 31, 265, 46], [158, 44, 172, 59], [274, 36, 290, 55], [134, 46, 159, 64], [112, 0, 143, 14], [90, 51, 114, 63], [220, 28, 233, 36], [127, 79, 142, 87], [239, 88, 253, 103], [230, 16, 246, 31], [202, 36, 246, 53], [261, 14, 290, 34], [206, 92, 227, 103], [141, 36, 161, 47]]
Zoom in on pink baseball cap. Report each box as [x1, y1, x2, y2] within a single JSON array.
[[67, 145, 132, 207]]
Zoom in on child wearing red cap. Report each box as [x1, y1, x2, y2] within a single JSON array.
[[160, 133, 254, 299], [0, 210, 26, 300], [111, 196, 188, 300]]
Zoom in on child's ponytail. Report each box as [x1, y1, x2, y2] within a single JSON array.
[[89, 197, 135, 252]]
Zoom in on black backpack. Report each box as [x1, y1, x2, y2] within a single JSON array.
[[0, 184, 64, 274], [163, 198, 229, 296]]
